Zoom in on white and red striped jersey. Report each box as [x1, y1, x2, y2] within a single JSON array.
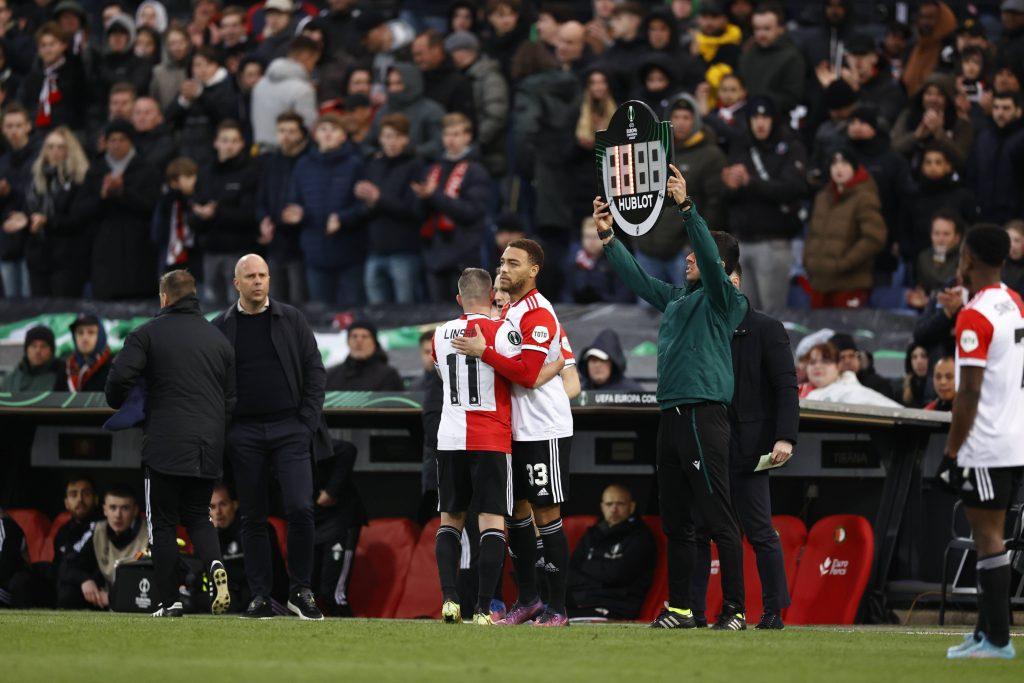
[[954, 283, 1024, 468], [502, 289, 574, 441], [433, 313, 520, 453]]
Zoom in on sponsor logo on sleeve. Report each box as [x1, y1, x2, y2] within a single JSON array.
[[532, 327, 550, 343], [959, 329, 979, 353]]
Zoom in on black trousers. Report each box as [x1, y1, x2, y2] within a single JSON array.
[[145, 468, 221, 608], [312, 525, 360, 615], [691, 468, 791, 615], [229, 415, 315, 596], [657, 403, 744, 609]]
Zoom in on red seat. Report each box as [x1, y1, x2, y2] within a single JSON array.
[[638, 515, 668, 622], [349, 518, 419, 618], [772, 514, 808, 593], [742, 540, 763, 622], [786, 514, 873, 625], [6, 509, 51, 563], [40, 511, 72, 563], [393, 518, 443, 619], [562, 515, 598, 553], [268, 516, 288, 561]]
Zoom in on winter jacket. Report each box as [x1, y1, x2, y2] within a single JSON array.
[[165, 72, 240, 167], [151, 188, 198, 271], [579, 329, 642, 392], [286, 142, 366, 269], [96, 51, 151, 104], [370, 64, 445, 160], [421, 61, 475, 123], [856, 61, 907, 130], [464, 55, 508, 177], [891, 73, 974, 170], [149, 55, 188, 110], [314, 440, 368, 544], [193, 152, 259, 255], [419, 152, 490, 274], [705, 101, 749, 152], [0, 140, 39, 262], [256, 142, 310, 261], [76, 155, 161, 300], [2, 357, 64, 392], [595, 36, 649, 101], [848, 130, 915, 244], [17, 56, 89, 132], [134, 125, 177, 176], [325, 349, 403, 391], [805, 370, 901, 408], [725, 130, 808, 242], [105, 295, 236, 479], [737, 36, 805, 115], [803, 168, 886, 293], [251, 58, 319, 147], [567, 515, 656, 620], [967, 117, 1024, 224], [359, 150, 424, 256], [897, 174, 978, 262], [915, 245, 959, 294]]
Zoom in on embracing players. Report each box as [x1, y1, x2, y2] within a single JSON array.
[[940, 225, 1024, 660], [432, 268, 564, 625], [453, 239, 576, 626]]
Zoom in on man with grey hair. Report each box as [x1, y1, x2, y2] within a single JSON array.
[[212, 254, 329, 620], [105, 269, 235, 617]]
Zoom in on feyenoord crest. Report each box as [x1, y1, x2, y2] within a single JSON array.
[[595, 100, 672, 237]]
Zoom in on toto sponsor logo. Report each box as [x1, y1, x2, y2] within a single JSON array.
[[595, 101, 673, 237]]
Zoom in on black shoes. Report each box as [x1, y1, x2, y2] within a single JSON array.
[[152, 601, 184, 617], [287, 588, 325, 621], [756, 610, 784, 630], [711, 602, 747, 631], [649, 607, 698, 629], [242, 595, 275, 619]]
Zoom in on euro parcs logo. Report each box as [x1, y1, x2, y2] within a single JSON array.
[[595, 100, 673, 237]]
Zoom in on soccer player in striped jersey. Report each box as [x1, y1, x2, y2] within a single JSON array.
[[432, 268, 564, 625], [940, 225, 1024, 660]]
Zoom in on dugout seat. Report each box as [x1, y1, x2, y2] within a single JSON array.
[[786, 515, 873, 625], [638, 515, 668, 622], [394, 518, 443, 619], [40, 511, 72, 563], [562, 515, 599, 553], [268, 516, 288, 562], [772, 514, 808, 594], [349, 517, 419, 618], [6, 509, 51, 563]]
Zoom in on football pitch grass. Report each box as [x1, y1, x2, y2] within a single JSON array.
[[1, 612, 1022, 682]]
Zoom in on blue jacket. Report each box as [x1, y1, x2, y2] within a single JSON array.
[[968, 118, 1024, 224], [256, 142, 310, 260], [287, 142, 366, 269]]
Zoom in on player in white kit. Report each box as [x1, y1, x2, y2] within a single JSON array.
[[940, 225, 1024, 660]]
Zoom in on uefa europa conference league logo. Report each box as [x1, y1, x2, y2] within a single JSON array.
[[595, 100, 673, 237]]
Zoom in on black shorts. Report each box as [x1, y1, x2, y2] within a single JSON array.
[[960, 466, 1024, 511], [437, 450, 512, 516], [511, 437, 572, 506]]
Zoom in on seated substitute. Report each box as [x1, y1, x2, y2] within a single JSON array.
[[579, 329, 643, 392], [566, 484, 656, 620], [52, 475, 102, 608]]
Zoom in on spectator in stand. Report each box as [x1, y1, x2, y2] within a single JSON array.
[[65, 314, 113, 392], [371, 64, 444, 161], [901, 0, 957, 97], [645, 6, 702, 91], [12, 127, 89, 297], [320, 0, 359, 61], [913, 281, 963, 363], [210, 483, 288, 613], [313, 440, 366, 616], [57, 484, 147, 610], [253, 0, 302, 64], [149, 26, 191, 111], [338, 93, 375, 156], [285, 113, 365, 308], [0, 105, 38, 299], [166, 48, 239, 167], [566, 484, 655, 620], [447, 30, 510, 180], [356, 113, 424, 306], [901, 342, 932, 408], [898, 144, 978, 264], [413, 29, 475, 124], [968, 91, 1024, 224], [96, 14, 150, 102], [193, 120, 258, 308], [924, 356, 955, 411], [236, 58, 267, 142], [723, 96, 808, 312], [691, 1, 742, 74], [579, 329, 642, 392], [803, 342, 901, 408], [135, 1, 167, 34], [810, 80, 859, 180], [575, 68, 616, 153], [50, 475, 100, 607], [484, 0, 529, 81], [1004, 220, 1024, 293], [583, 0, 614, 57], [840, 32, 906, 131], [1003, 0, 1024, 81], [152, 157, 200, 276], [803, 148, 886, 309], [2, 325, 64, 392], [702, 72, 748, 151], [131, 96, 176, 176], [829, 333, 896, 400], [910, 210, 963, 303], [257, 112, 310, 305], [798, 0, 857, 79], [635, 55, 679, 120], [18, 22, 88, 133], [326, 321, 403, 391], [597, 3, 648, 100], [737, 2, 804, 116], [218, 6, 251, 73], [415, 112, 490, 303], [567, 217, 634, 304], [554, 20, 590, 78], [251, 36, 321, 149], [891, 73, 974, 173]]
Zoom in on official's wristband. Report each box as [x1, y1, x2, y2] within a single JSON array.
[[597, 224, 614, 241], [676, 198, 693, 216]]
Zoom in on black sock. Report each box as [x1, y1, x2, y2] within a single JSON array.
[[535, 537, 549, 605], [507, 516, 539, 604], [477, 530, 506, 614], [977, 551, 1012, 647], [538, 518, 569, 614], [435, 525, 461, 603]]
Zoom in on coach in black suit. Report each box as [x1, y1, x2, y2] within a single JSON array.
[[213, 254, 329, 620], [691, 263, 799, 629]]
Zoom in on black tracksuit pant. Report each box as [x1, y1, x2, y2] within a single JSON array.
[[145, 468, 222, 608], [657, 403, 744, 610]]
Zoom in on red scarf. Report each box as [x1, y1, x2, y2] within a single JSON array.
[[829, 165, 871, 202], [36, 59, 65, 129], [420, 161, 469, 239], [166, 199, 193, 266], [66, 347, 111, 392], [575, 248, 597, 271]]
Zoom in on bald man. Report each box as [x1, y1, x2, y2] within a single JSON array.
[[555, 21, 587, 70], [212, 254, 329, 620]]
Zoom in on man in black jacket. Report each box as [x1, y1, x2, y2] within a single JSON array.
[[105, 270, 236, 617], [213, 253, 329, 621], [691, 263, 799, 630], [51, 475, 101, 608], [415, 329, 442, 521], [325, 321, 404, 391], [579, 329, 643, 392]]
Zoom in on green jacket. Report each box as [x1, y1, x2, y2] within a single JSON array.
[[605, 204, 747, 409], [2, 358, 64, 393]]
